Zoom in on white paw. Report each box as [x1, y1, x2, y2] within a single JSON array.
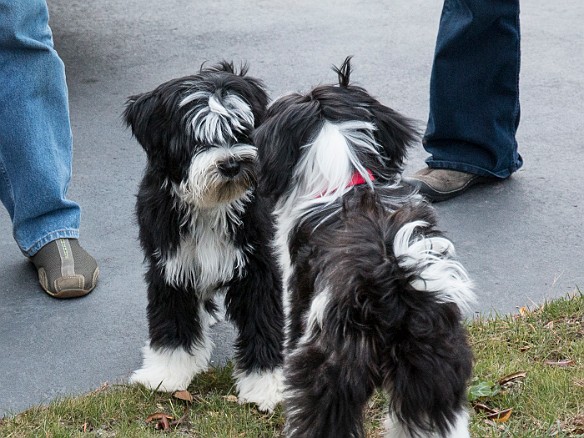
[[129, 343, 211, 392], [234, 367, 284, 412], [383, 410, 470, 438]]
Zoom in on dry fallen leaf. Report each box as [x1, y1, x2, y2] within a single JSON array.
[[472, 402, 497, 415], [487, 408, 513, 423], [498, 371, 527, 387], [145, 413, 174, 431], [473, 402, 513, 423], [173, 389, 194, 403]]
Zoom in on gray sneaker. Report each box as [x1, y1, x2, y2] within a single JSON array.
[[402, 168, 495, 202], [30, 239, 99, 298]]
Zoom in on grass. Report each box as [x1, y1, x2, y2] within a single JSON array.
[[1, 291, 582, 437], [467, 290, 584, 437]]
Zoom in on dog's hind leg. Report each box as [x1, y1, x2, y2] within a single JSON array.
[[282, 323, 377, 438], [384, 410, 470, 438], [375, 293, 473, 437], [379, 295, 473, 437], [130, 277, 213, 392]]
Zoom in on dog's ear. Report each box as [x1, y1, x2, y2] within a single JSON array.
[[369, 104, 420, 175], [123, 91, 168, 156], [254, 94, 318, 201], [241, 75, 269, 127], [253, 116, 296, 201], [230, 64, 269, 128]]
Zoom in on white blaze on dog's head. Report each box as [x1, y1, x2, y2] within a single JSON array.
[[180, 90, 255, 145]]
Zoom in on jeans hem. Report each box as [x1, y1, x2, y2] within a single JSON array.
[[425, 159, 516, 180], [22, 229, 80, 257]]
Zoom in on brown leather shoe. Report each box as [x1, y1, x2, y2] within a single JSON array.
[[402, 168, 495, 202], [30, 239, 99, 298]]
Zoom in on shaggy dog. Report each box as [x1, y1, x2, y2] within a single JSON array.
[[254, 58, 475, 437], [124, 62, 284, 412]]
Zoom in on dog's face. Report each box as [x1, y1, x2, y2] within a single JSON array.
[[125, 62, 268, 208], [255, 57, 419, 203]]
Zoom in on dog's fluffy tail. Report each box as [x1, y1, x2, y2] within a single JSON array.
[[318, 195, 475, 436]]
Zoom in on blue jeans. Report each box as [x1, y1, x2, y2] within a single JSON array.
[[0, 0, 80, 256], [423, 0, 523, 179]]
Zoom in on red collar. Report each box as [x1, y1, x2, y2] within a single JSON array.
[[346, 169, 375, 188], [316, 169, 375, 198]]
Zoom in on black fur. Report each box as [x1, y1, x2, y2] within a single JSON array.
[[124, 62, 283, 406], [255, 57, 474, 437]]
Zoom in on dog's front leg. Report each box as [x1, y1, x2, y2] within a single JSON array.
[[224, 252, 285, 412], [130, 273, 213, 392]]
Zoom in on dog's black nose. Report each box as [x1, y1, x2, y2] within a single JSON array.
[[218, 158, 241, 178]]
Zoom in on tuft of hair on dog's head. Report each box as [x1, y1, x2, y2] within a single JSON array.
[[199, 60, 249, 77], [332, 55, 353, 87], [255, 56, 420, 202], [124, 61, 269, 208]]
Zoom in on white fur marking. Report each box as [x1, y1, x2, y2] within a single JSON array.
[[273, 121, 383, 244], [129, 342, 212, 392], [180, 90, 254, 144], [161, 204, 248, 290], [393, 221, 475, 312], [383, 410, 470, 438], [234, 368, 284, 412], [273, 206, 295, 341], [295, 121, 378, 200], [174, 144, 257, 208], [306, 288, 330, 331], [293, 288, 331, 348]]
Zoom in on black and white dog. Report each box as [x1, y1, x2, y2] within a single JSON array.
[[254, 58, 475, 437], [124, 62, 284, 412]]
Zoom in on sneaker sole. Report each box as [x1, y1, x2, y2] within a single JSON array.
[[404, 175, 495, 202], [40, 267, 100, 299]]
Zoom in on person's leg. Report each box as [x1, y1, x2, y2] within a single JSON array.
[[0, 0, 98, 297], [0, 0, 79, 254], [406, 0, 523, 200]]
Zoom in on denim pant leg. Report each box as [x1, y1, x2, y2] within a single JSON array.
[[0, 0, 80, 256], [423, 0, 523, 178]]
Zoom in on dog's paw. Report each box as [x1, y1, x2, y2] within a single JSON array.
[[234, 367, 284, 412], [129, 367, 189, 392], [383, 411, 470, 438], [129, 344, 211, 392]]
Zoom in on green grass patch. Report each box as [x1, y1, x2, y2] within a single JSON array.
[[1, 292, 582, 437], [468, 290, 584, 437]]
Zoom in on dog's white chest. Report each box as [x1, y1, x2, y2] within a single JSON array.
[[162, 212, 246, 293]]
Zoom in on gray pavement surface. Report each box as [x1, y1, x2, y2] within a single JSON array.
[[1, 0, 583, 418]]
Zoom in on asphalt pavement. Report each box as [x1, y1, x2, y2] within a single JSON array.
[[1, 0, 583, 417]]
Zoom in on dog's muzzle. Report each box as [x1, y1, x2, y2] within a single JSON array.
[[218, 157, 242, 178]]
